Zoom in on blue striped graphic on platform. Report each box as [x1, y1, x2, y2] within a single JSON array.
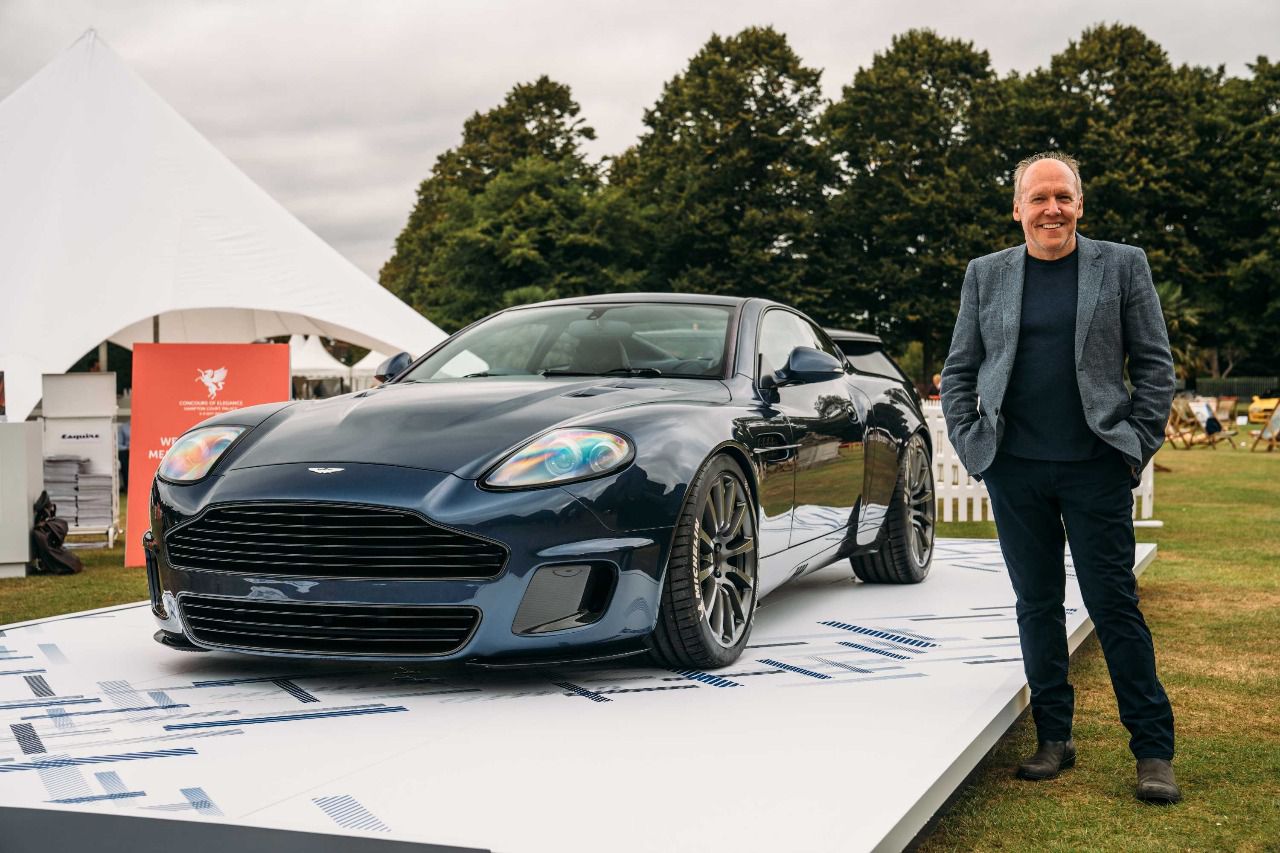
[[100, 680, 145, 708], [96, 771, 127, 794], [0, 697, 99, 711], [0, 747, 196, 774], [36, 753, 91, 801], [49, 790, 147, 804], [148, 691, 175, 706], [273, 679, 319, 703], [758, 659, 831, 680], [810, 656, 873, 674], [598, 685, 700, 695], [10, 723, 45, 755], [163, 704, 407, 730], [37, 644, 68, 664], [820, 621, 938, 647], [21, 703, 187, 720], [837, 642, 910, 660], [0, 668, 45, 677], [183, 786, 224, 816], [48, 708, 74, 730], [24, 674, 54, 697], [674, 670, 742, 688], [554, 682, 610, 703], [192, 671, 365, 688], [314, 794, 390, 832]]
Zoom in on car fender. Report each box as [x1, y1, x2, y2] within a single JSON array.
[[559, 400, 760, 535]]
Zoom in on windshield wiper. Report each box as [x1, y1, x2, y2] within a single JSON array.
[[539, 367, 663, 378]]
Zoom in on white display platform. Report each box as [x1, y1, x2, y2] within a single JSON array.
[[0, 539, 1155, 852]]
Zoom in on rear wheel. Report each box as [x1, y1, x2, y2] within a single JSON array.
[[851, 432, 934, 584], [649, 455, 758, 669]]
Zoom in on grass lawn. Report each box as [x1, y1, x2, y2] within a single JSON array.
[[0, 493, 144, 625], [922, 444, 1280, 852], [1, 445, 1277, 850]]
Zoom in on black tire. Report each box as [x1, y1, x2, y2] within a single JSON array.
[[649, 454, 758, 669], [851, 432, 934, 584]]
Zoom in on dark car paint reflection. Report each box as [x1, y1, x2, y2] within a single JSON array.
[[147, 294, 930, 664]]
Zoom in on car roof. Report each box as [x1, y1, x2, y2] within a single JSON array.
[[515, 292, 748, 309], [823, 327, 884, 345]]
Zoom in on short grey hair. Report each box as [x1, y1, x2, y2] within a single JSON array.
[[1013, 151, 1083, 204]]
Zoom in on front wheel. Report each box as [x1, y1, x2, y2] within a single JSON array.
[[851, 432, 934, 584], [649, 455, 758, 669]]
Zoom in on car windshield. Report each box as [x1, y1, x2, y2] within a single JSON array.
[[400, 302, 735, 382]]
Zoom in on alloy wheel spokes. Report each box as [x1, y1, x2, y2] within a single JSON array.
[[696, 472, 757, 649], [905, 441, 935, 565]]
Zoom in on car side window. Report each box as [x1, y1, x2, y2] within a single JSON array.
[[836, 339, 910, 383], [801, 320, 845, 363], [757, 310, 816, 378]]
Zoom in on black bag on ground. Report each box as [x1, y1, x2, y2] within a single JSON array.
[[29, 491, 83, 576]]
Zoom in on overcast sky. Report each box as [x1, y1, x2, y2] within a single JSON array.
[[2, 0, 1276, 280]]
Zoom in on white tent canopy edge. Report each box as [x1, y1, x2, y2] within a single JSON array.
[[0, 30, 445, 421]]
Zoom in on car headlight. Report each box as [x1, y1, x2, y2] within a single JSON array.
[[484, 428, 633, 489], [157, 426, 246, 483]]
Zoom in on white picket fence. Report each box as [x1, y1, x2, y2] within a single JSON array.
[[921, 402, 1157, 525]]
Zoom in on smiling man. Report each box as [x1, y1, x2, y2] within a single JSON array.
[[940, 152, 1180, 803]]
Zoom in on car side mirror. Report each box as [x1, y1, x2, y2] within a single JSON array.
[[767, 346, 843, 387], [374, 351, 413, 382]]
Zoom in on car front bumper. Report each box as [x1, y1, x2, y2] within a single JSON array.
[[146, 462, 672, 663]]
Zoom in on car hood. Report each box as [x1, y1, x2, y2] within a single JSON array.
[[224, 377, 729, 479]]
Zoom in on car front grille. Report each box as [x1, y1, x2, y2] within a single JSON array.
[[165, 503, 507, 579], [178, 595, 481, 657]]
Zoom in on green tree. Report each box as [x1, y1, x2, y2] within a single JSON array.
[[1201, 57, 1280, 375], [413, 155, 644, 331], [614, 27, 828, 308], [820, 29, 1005, 382], [1002, 26, 1222, 362], [380, 77, 601, 329]]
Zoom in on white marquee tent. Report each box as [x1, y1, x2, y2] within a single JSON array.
[[0, 30, 446, 422], [288, 335, 349, 380]]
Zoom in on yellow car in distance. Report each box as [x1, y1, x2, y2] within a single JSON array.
[[1249, 390, 1279, 424]]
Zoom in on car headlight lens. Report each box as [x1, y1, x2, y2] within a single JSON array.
[[157, 426, 245, 482], [485, 428, 633, 489]]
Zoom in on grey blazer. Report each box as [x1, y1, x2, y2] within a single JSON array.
[[940, 234, 1174, 484]]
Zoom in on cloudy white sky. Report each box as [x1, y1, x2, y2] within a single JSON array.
[[2, 0, 1276, 280]]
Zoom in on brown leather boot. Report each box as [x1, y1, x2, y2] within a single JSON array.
[[1135, 758, 1182, 804], [1016, 739, 1076, 780]]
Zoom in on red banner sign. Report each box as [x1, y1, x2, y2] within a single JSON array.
[[125, 343, 289, 566]]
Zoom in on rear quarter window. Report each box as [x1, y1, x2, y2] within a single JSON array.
[[835, 341, 909, 383]]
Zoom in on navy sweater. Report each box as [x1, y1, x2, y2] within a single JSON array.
[[1000, 247, 1106, 461]]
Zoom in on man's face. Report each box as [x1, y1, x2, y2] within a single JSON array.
[[1013, 159, 1083, 260]]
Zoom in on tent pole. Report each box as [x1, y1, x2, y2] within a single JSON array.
[[97, 341, 108, 371], [152, 315, 159, 343]]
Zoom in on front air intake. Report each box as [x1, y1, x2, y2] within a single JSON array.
[[165, 502, 507, 580], [178, 595, 481, 657]]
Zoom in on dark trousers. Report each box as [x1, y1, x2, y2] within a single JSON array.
[[982, 450, 1175, 760]]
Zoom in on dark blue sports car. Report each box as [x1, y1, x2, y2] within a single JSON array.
[[145, 295, 934, 669]]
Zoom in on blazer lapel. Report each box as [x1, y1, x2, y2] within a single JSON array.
[[1002, 249, 1025, 354], [1075, 235, 1104, 364]]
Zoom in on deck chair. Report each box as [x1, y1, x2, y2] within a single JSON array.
[[1164, 412, 1197, 449], [1215, 396, 1238, 423], [1189, 398, 1239, 450], [1251, 406, 1280, 452], [1169, 397, 1207, 448]]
